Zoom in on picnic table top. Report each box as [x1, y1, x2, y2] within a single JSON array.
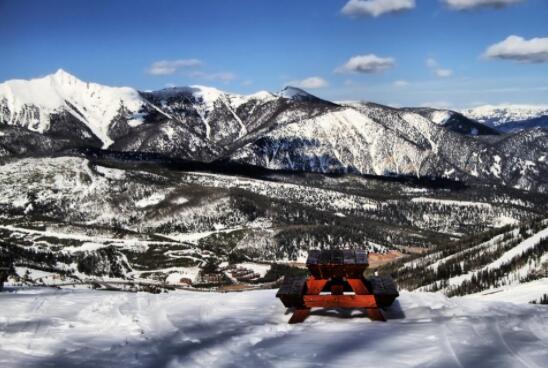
[[306, 249, 368, 266]]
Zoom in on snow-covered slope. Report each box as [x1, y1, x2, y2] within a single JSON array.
[[0, 287, 547, 368], [0, 69, 146, 147], [277, 86, 331, 104], [403, 107, 500, 136], [4, 154, 545, 284], [231, 100, 548, 192], [435, 225, 548, 294], [231, 107, 434, 175], [142, 84, 277, 144], [466, 278, 548, 304], [393, 219, 548, 297]]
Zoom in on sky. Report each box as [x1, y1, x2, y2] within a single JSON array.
[[1, 0, 547, 108]]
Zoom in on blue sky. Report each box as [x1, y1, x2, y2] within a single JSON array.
[[1, 0, 547, 108]]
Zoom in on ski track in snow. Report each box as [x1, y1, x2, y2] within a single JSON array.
[[0, 288, 547, 368]]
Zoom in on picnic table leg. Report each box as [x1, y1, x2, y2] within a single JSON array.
[[289, 308, 311, 324], [287, 276, 327, 324], [367, 308, 386, 321], [347, 278, 386, 322]]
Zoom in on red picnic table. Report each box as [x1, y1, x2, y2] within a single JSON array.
[[276, 249, 399, 323]]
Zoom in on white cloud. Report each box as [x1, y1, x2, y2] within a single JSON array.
[[286, 76, 329, 89], [342, 0, 415, 17], [394, 80, 410, 87], [189, 71, 236, 83], [442, 0, 523, 10], [241, 80, 254, 86], [147, 59, 202, 75], [336, 54, 395, 74], [435, 68, 453, 77], [483, 35, 548, 63], [426, 58, 453, 78], [426, 58, 438, 68]]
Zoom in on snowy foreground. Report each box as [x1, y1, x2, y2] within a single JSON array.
[[1, 288, 547, 368]]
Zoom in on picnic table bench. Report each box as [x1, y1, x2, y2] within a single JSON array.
[[276, 249, 399, 323]]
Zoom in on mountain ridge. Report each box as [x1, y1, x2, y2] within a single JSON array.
[[461, 104, 548, 132], [1, 70, 548, 193]]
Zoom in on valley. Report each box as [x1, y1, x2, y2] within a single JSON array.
[[0, 70, 546, 302], [1, 153, 547, 297]]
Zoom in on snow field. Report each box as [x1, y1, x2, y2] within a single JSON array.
[[0, 288, 547, 368]]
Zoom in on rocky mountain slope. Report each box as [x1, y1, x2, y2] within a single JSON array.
[[1, 70, 547, 193]]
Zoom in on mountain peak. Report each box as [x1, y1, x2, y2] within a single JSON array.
[[278, 86, 336, 106], [247, 90, 275, 100], [53, 68, 72, 77], [278, 86, 311, 99], [49, 68, 82, 85], [189, 84, 225, 103]]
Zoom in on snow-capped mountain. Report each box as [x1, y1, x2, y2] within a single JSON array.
[[0, 69, 146, 148], [461, 104, 548, 132], [462, 104, 548, 126], [402, 107, 500, 136], [233, 100, 548, 191], [277, 86, 334, 104], [1, 70, 548, 192]]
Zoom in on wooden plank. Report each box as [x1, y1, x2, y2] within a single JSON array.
[[303, 294, 378, 309], [355, 249, 368, 265], [343, 249, 356, 264], [306, 277, 328, 295], [331, 249, 344, 264], [276, 275, 307, 308], [277, 276, 307, 295], [308, 249, 369, 266], [318, 250, 332, 264], [309, 264, 368, 279], [307, 249, 369, 277], [306, 250, 320, 265], [347, 278, 370, 295], [366, 276, 399, 308], [367, 276, 399, 296]]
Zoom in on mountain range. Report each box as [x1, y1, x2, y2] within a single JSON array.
[[462, 104, 548, 132], [1, 69, 547, 193]]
